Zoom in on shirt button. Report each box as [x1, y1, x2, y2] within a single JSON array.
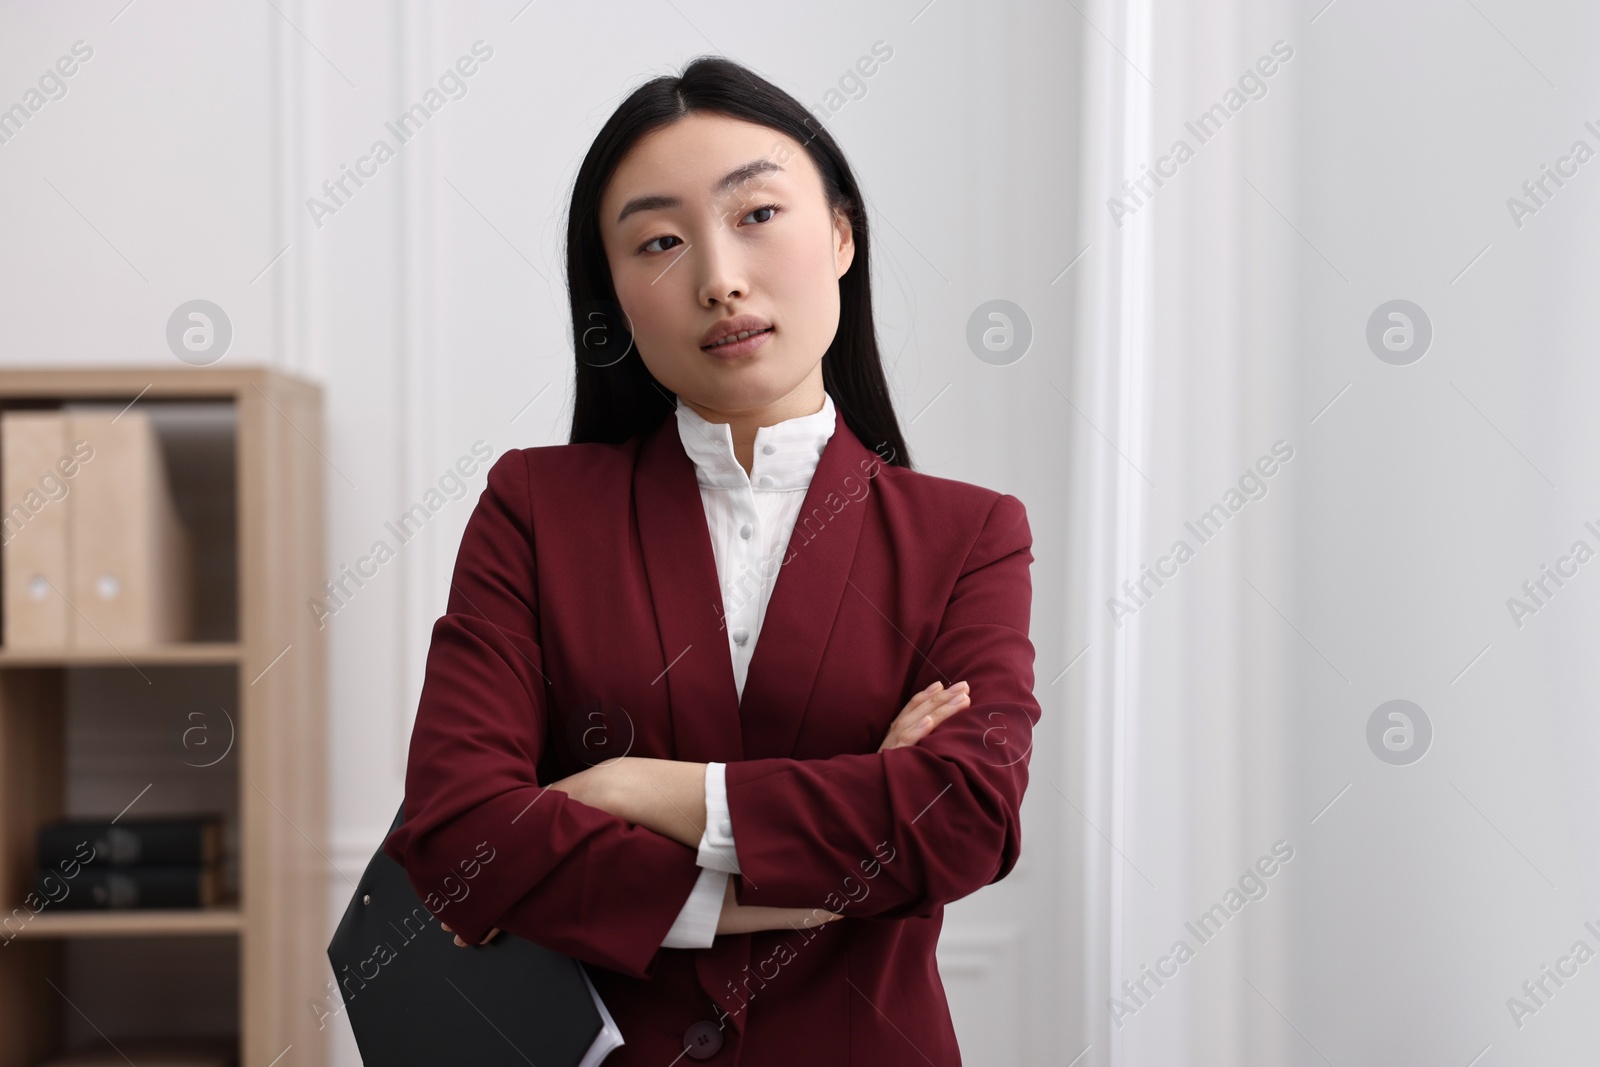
[[762, 443, 776, 455], [740, 523, 752, 539], [758, 475, 774, 488], [718, 819, 733, 837], [732, 627, 749, 645], [683, 1020, 724, 1059]]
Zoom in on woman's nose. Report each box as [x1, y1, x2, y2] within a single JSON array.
[[695, 234, 749, 306]]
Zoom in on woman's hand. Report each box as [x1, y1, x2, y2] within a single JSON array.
[[715, 872, 843, 936], [878, 680, 970, 752], [440, 921, 501, 947]]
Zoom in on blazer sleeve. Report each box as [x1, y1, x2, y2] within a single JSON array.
[[381, 449, 705, 980], [724, 492, 1038, 921]]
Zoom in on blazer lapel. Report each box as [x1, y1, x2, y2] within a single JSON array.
[[634, 414, 746, 764], [633, 400, 878, 762], [736, 407, 873, 759]]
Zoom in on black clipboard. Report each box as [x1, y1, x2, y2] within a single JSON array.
[[326, 801, 623, 1066]]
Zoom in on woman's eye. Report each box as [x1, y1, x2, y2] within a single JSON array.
[[641, 234, 682, 254], [639, 205, 777, 253]]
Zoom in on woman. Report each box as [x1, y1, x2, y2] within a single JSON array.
[[382, 56, 1039, 1065]]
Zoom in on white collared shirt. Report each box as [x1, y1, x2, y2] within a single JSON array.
[[659, 389, 837, 949]]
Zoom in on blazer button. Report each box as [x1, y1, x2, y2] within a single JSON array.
[[683, 1019, 723, 1059]]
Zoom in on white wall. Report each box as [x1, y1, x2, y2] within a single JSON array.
[[1281, 1, 1600, 1062], [1073, 0, 1600, 1063]]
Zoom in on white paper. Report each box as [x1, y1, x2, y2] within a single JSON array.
[[575, 963, 625, 1067]]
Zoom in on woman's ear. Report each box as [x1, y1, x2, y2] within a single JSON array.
[[832, 206, 856, 279]]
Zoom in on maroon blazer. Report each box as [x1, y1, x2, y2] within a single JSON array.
[[382, 400, 1039, 1066]]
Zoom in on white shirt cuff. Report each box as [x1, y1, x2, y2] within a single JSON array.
[[697, 761, 740, 874], [660, 867, 726, 949]]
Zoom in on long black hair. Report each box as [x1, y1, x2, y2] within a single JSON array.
[[564, 55, 911, 469]]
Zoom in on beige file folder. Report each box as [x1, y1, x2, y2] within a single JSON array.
[[2, 411, 73, 647], [67, 409, 193, 648]]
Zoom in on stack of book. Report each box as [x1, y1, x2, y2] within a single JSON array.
[[34, 815, 226, 910], [36, 1037, 236, 1067]]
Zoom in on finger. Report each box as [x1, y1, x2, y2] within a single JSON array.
[[902, 682, 945, 715], [911, 680, 967, 716], [892, 685, 947, 733], [883, 688, 958, 750], [440, 922, 452, 933], [916, 693, 971, 737], [925, 688, 969, 721], [929, 684, 970, 715], [882, 717, 927, 751], [892, 700, 954, 748]]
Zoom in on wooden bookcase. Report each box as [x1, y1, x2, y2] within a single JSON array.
[[0, 368, 328, 1067]]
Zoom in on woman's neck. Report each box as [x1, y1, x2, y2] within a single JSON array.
[[682, 380, 826, 477]]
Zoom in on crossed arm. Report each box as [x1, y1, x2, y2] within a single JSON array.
[[444, 681, 974, 946], [388, 452, 1037, 974], [550, 677, 969, 848]]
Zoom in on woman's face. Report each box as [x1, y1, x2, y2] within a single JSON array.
[[599, 112, 854, 420]]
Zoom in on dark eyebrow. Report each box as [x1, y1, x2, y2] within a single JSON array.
[[614, 159, 785, 224]]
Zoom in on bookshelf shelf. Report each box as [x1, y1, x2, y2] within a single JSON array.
[[0, 643, 243, 668], [0, 367, 327, 1067], [9, 906, 244, 939]]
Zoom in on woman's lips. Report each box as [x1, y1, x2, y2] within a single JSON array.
[[701, 326, 773, 359]]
